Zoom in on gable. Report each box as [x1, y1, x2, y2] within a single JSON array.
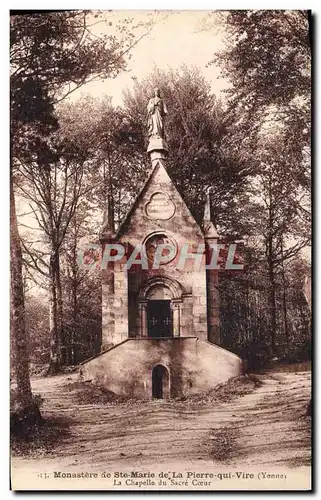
[[116, 161, 204, 243]]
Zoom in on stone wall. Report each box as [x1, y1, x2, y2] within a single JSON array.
[[81, 338, 242, 399], [101, 267, 114, 349]]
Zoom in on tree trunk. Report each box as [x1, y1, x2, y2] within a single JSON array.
[[70, 222, 78, 365], [267, 237, 277, 355], [281, 237, 290, 355], [10, 178, 41, 425], [48, 254, 59, 374], [55, 253, 65, 365], [48, 245, 66, 373], [71, 275, 77, 364]]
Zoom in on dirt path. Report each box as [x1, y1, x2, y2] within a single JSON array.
[[11, 370, 311, 490]]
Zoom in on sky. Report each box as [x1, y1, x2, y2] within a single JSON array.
[[70, 11, 230, 106]]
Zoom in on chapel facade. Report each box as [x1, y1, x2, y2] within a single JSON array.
[[81, 91, 241, 399]]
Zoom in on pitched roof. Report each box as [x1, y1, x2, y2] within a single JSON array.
[[115, 160, 204, 239]]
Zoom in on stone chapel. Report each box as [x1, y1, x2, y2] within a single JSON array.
[[81, 90, 241, 399]]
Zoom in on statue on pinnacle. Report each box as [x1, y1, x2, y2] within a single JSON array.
[[147, 88, 168, 157], [147, 87, 167, 139]]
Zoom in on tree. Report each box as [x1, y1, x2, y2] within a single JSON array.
[[220, 132, 310, 359], [211, 10, 311, 190], [60, 208, 102, 365], [253, 134, 310, 353], [206, 10, 311, 359], [17, 136, 91, 373], [10, 10, 144, 417], [10, 67, 57, 424], [57, 95, 147, 229], [11, 180, 42, 424]]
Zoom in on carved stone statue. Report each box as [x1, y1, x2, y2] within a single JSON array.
[[147, 88, 167, 139]]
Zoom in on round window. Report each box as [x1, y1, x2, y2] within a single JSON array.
[[145, 233, 177, 265]]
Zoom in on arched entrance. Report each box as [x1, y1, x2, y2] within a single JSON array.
[[147, 285, 173, 338], [152, 364, 170, 399], [138, 277, 184, 338]]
